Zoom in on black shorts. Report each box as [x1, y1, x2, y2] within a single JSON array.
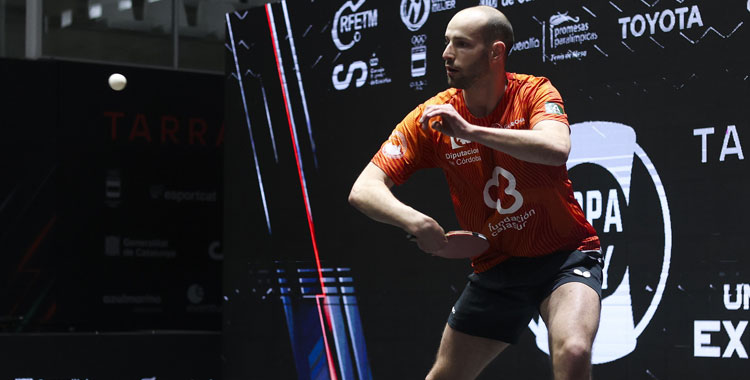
[[447, 249, 603, 344]]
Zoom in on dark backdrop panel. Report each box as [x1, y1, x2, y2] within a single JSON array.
[[56, 60, 224, 332], [1, 57, 224, 334], [0, 57, 223, 378], [0, 58, 59, 333], [224, 1, 749, 379]]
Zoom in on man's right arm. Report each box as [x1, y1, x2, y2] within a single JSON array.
[[348, 162, 447, 253]]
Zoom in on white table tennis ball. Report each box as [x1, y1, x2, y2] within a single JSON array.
[[108, 73, 127, 91]]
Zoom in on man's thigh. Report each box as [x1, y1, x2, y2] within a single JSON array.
[[428, 324, 509, 380], [540, 281, 601, 348], [539, 248, 603, 346]]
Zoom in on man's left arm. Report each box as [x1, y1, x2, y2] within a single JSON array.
[[419, 104, 570, 166]]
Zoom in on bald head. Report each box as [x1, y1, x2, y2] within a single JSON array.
[[452, 6, 514, 59]]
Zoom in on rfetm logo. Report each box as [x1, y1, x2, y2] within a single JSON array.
[[332, 0, 378, 51], [401, 0, 430, 31], [528, 121, 672, 364], [332, 61, 368, 90]]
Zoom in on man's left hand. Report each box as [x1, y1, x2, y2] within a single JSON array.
[[419, 104, 476, 140]]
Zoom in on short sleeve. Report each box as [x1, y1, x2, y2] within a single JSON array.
[[528, 78, 569, 129], [371, 104, 436, 185]]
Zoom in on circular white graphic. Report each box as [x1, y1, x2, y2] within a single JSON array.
[[400, 0, 430, 32], [528, 121, 672, 364]]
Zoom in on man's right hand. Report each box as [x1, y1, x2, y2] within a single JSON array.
[[349, 163, 448, 255], [407, 216, 449, 254]]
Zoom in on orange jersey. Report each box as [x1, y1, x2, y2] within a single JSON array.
[[372, 73, 600, 272]]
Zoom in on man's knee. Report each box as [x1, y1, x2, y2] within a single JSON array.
[[425, 365, 450, 380], [426, 356, 464, 380], [553, 337, 592, 364]]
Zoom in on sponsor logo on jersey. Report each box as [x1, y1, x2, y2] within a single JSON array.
[[383, 131, 407, 159], [450, 136, 471, 149], [545, 102, 564, 115], [494, 118, 526, 129], [446, 136, 481, 166], [483, 166, 524, 215]]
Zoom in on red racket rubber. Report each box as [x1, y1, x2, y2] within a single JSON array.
[[406, 230, 490, 259]]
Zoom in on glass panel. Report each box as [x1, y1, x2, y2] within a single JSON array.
[[42, 0, 173, 67], [1, 0, 27, 58], [178, 0, 243, 72]]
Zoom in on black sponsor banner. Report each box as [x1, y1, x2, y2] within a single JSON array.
[[1, 58, 223, 332], [224, 1, 749, 379], [58, 61, 224, 331]]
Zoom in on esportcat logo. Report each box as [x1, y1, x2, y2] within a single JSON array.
[[528, 121, 672, 364]]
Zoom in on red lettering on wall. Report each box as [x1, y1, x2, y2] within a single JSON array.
[[130, 113, 152, 142], [103, 112, 125, 140], [161, 115, 180, 144], [189, 118, 208, 146], [105, 111, 222, 147], [216, 123, 225, 147]]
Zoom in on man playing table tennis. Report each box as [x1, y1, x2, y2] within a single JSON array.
[[349, 5, 602, 380]]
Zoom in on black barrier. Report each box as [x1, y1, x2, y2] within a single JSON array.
[[0, 57, 223, 378], [224, 1, 749, 379], [56, 60, 224, 332]]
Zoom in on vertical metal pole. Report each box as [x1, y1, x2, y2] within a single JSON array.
[[25, 0, 42, 59], [172, 0, 179, 68], [0, 0, 6, 57]]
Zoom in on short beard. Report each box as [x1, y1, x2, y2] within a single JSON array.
[[445, 51, 490, 89], [447, 72, 481, 89]]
